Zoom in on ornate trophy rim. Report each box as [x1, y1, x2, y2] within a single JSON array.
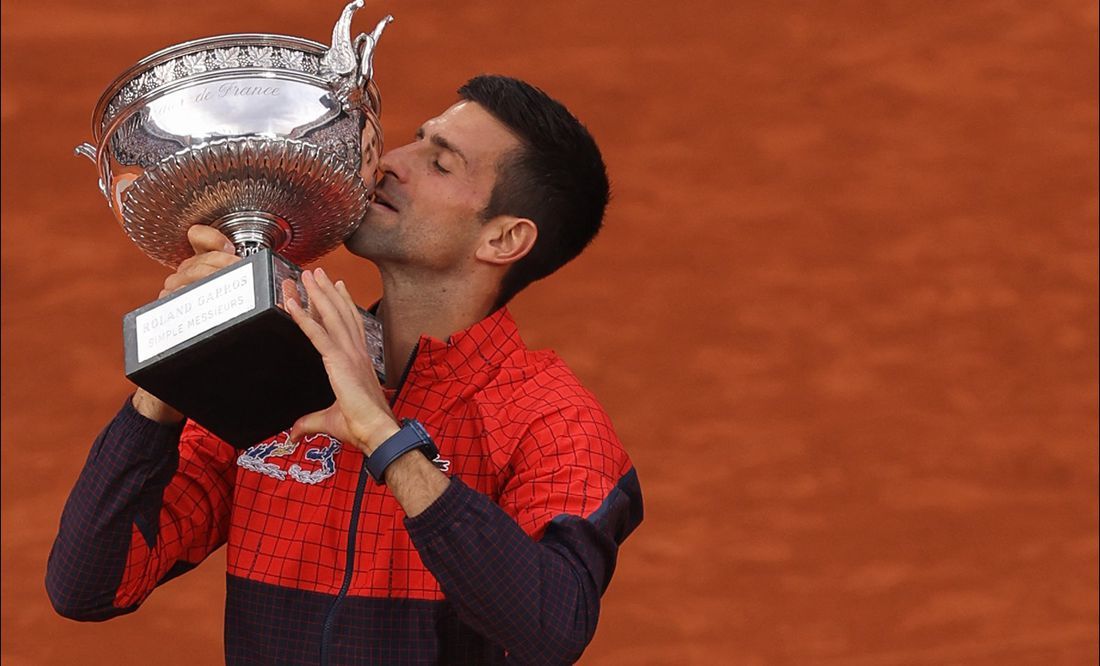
[[91, 33, 385, 144], [88, 30, 383, 204]]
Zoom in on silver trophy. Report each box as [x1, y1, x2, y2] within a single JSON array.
[[76, 0, 391, 448]]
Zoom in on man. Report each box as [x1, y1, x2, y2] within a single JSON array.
[[47, 75, 643, 665]]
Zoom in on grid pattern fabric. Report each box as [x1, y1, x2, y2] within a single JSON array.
[[46, 409, 189, 619], [219, 308, 635, 601], [119, 421, 237, 606], [46, 307, 644, 663]]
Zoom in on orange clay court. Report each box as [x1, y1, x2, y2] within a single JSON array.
[[2, 1, 1097, 663]]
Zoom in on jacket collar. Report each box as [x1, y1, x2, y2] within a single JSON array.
[[404, 307, 525, 382]]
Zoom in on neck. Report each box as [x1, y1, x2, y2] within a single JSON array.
[[375, 268, 499, 388]]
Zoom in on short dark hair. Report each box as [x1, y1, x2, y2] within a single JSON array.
[[458, 75, 610, 310]]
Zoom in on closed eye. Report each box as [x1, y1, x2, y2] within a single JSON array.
[[415, 126, 468, 171]]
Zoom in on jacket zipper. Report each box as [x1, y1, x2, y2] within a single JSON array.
[[318, 342, 420, 665]]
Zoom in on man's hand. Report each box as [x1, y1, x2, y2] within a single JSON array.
[[285, 268, 400, 454], [158, 225, 240, 298], [132, 225, 239, 424]]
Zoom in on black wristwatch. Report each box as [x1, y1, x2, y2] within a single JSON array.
[[365, 419, 439, 484]]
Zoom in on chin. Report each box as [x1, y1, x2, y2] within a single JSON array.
[[345, 228, 401, 266], [343, 227, 373, 258]]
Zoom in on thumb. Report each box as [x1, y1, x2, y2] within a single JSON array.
[[289, 406, 337, 444], [188, 224, 236, 255]]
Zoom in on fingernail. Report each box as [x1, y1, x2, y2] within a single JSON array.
[[316, 267, 327, 279]]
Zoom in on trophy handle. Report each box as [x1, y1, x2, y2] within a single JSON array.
[[74, 142, 96, 163], [320, 0, 391, 111], [320, 0, 364, 78], [356, 15, 393, 86], [74, 142, 111, 203]]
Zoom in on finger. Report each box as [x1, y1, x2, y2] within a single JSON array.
[[318, 272, 363, 347], [181, 251, 239, 275], [335, 280, 368, 347], [163, 252, 239, 293], [286, 296, 337, 356], [188, 224, 236, 255], [302, 269, 357, 351]]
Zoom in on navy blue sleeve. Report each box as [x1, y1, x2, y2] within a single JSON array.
[[404, 469, 643, 664], [45, 398, 186, 621]]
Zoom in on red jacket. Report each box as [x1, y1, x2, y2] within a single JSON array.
[[48, 307, 644, 664]]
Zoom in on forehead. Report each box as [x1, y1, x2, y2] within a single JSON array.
[[422, 101, 522, 167]]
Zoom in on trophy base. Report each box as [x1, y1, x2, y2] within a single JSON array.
[[122, 249, 382, 449]]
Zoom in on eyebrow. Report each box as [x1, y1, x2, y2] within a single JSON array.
[[416, 127, 468, 166]]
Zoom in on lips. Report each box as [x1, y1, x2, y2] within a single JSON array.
[[372, 190, 398, 213]]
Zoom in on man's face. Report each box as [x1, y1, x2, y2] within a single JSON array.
[[346, 100, 521, 272]]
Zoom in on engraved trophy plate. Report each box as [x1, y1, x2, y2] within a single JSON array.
[[78, 0, 393, 448]]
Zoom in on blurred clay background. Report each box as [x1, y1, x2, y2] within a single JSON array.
[[2, 1, 1097, 663]]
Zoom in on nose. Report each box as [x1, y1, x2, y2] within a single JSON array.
[[378, 141, 413, 183]]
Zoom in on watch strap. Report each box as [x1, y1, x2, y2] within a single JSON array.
[[365, 419, 439, 484]]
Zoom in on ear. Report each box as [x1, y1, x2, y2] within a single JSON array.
[[475, 215, 537, 266]]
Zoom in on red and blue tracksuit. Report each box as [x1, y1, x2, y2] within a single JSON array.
[[46, 307, 643, 664]]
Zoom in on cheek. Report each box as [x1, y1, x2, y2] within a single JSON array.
[[432, 188, 483, 219], [418, 171, 490, 215]]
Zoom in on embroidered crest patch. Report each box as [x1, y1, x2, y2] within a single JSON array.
[[237, 432, 341, 485]]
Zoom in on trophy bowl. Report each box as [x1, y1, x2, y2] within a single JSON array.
[[74, 0, 393, 448], [77, 0, 391, 267]]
